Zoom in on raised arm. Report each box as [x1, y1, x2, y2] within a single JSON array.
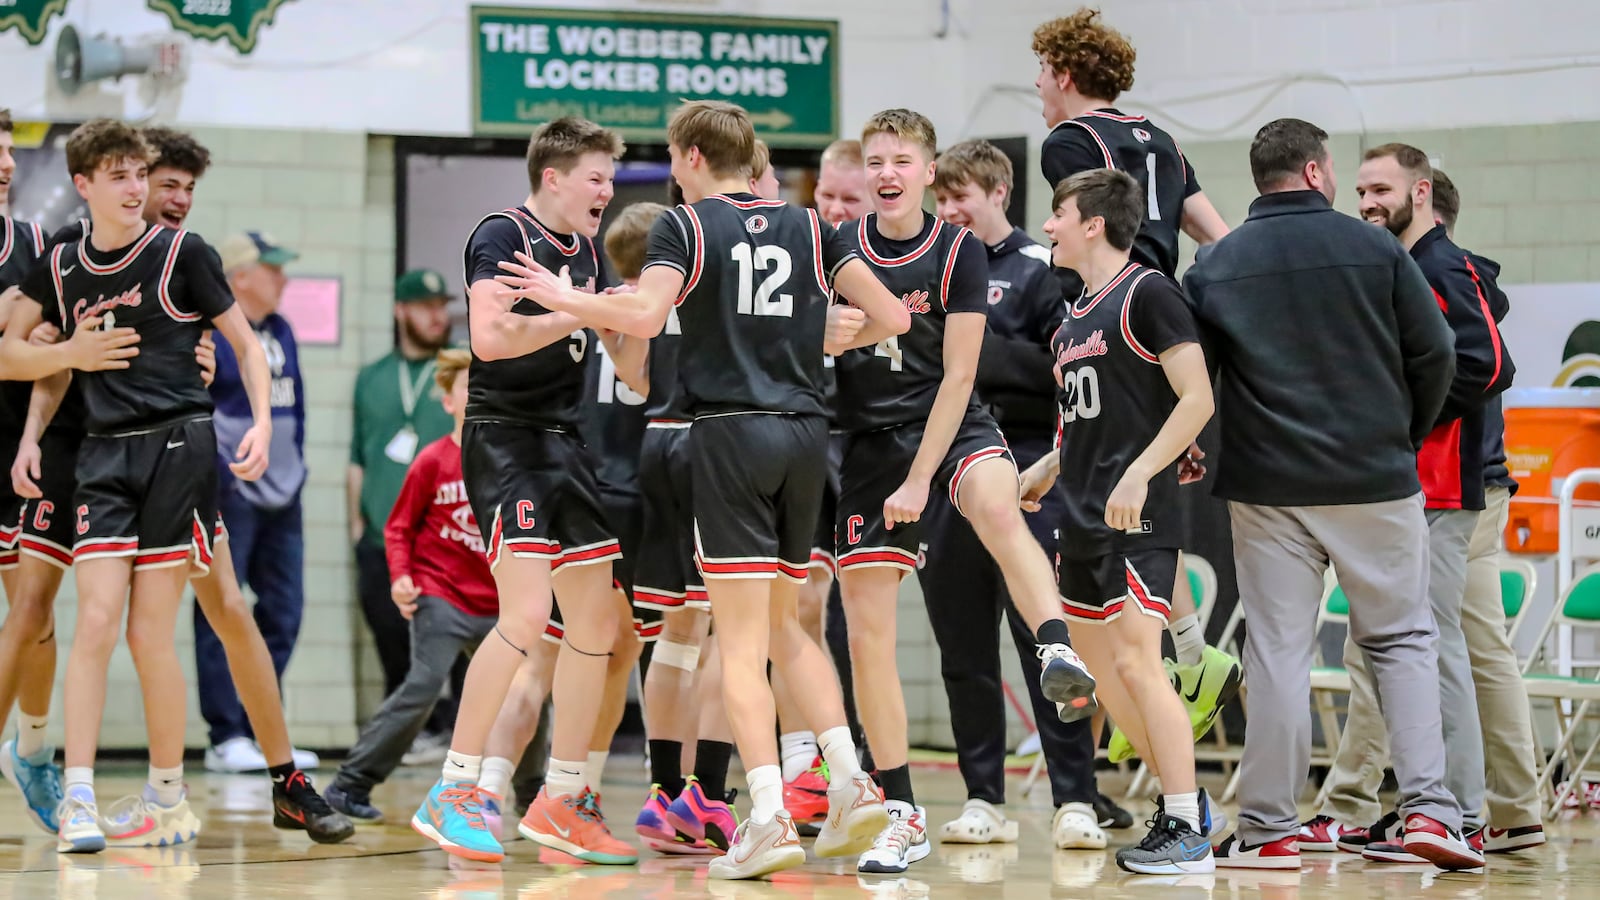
[[1180, 193, 1231, 245]]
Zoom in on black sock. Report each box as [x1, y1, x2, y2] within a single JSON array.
[[649, 739, 685, 797], [1035, 618, 1071, 647], [268, 763, 298, 788], [878, 764, 914, 806], [694, 740, 734, 800]]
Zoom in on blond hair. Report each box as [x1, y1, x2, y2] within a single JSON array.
[[861, 109, 937, 162], [933, 140, 1014, 209], [66, 118, 154, 179], [750, 139, 772, 180], [435, 348, 472, 393], [667, 100, 755, 179], [604, 202, 669, 281], [526, 117, 625, 194], [820, 138, 862, 169]]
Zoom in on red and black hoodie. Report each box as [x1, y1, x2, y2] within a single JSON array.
[[1410, 224, 1515, 511]]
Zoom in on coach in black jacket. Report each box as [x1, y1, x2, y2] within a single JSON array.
[[1181, 118, 1479, 870]]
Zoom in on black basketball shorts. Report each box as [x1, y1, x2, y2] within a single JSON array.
[[18, 431, 83, 570], [461, 420, 621, 576], [1057, 545, 1178, 625], [689, 413, 827, 584], [601, 487, 660, 643], [73, 416, 219, 573], [835, 410, 1014, 574], [807, 431, 846, 577], [633, 422, 707, 612], [0, 430, 22, 570]]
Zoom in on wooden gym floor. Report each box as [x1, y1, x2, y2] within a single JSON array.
[[0, 757, 1593, 898]]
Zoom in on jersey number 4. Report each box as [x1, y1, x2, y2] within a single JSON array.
[[1059, 366, 1102, 423], [731, 243, 793, 317]]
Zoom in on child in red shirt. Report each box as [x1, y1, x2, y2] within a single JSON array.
[[326, 350, 499, 823]]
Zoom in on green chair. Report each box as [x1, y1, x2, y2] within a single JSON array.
[[1521, 562, 1600, 816]]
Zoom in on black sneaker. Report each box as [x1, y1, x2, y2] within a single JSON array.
[[324, 782, 384, 824], [1094, 792, 1134, 829], [274, 771, 356, 844], [1116, 813, 1215, 874], [1338, 809, 1399, 853]]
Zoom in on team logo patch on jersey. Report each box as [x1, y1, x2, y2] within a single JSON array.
[[1132, 128, 1153, 143], [745, 215, 769, 235], [987, 285, 1004, 306], [450, 504, 481, 538], [902, 290, 932, 314]]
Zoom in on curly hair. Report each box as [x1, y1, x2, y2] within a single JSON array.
[[142, 126, 212, 178], [65, 118, 154, 179], [1031, 8, 1137, 102]]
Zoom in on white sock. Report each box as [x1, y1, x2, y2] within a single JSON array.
[[747, 764, 784, 825], [817, 726, 860, 789], [586, 750, 609, 790], [546, 758, 585, 798], [147, 764, 184, 807], [64, 766, 94, 795], [479, 756, 516, 801], [780, 731, 818, 782], [1164, 791, 1201, 832], [442, 750, 482, 785], [15, 713, 48, 758], [1170, 615, 1205, 667]]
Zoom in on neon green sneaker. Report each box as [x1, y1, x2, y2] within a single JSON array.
[[1173, 645, 1243, 741]]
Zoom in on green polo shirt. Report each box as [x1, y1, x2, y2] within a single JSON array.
[[351, 350, 456, 540]]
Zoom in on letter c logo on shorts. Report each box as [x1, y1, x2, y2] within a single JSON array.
[[516, 500, 536, 531], [75, 504, 89, 537], [33, 501, 53, 532], [846, 514, 864, 546]]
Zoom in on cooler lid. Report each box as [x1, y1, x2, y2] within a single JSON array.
[[1503, 387, 1600, 409]]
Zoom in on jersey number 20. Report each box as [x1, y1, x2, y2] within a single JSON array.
[[731, 243, 793, 317], [1059, 366, 1102, 422]]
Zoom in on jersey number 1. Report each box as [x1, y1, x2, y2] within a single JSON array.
[[1144, 154, 1161, 222], [731, 243, 793, 317]]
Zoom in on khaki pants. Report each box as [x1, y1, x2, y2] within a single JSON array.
[[1319, 488, 1542, 827]]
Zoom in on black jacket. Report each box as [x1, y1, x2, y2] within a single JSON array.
[[1182, 190, 1456, 507], [1468, 252, 1518, 493], [973, 228, 1061, 439]]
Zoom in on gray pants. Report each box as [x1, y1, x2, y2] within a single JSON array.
[[1320, 489, 1540, 826], [334, 595, 496, 793], [1230, 494, 1461, 844], [1319, 508, 1484, 827]]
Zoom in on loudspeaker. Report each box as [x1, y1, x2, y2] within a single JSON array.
[[54, 24, 158, 96]]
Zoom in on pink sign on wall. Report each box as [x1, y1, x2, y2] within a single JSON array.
[[277, 277, 342, 345]]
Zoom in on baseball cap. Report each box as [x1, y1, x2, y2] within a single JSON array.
[[395, 268, 452, 304], [218, 231, 298, 274]]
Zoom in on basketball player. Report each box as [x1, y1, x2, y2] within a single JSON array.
[[2, 119, 275, 853], [925, 138, 1129, 845], [1033, 8, 1240, 753], [0, 126, 348, 845], [410, 117, 634, 866], [1023, 168, 1217, 873], [497, 99, 903, 881], [830, 109, 1098, 873], [814, 139, 869, 227]]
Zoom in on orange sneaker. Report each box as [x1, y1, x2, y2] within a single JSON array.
[[783, 756, 829, 824], [517, 788, 639, 865]]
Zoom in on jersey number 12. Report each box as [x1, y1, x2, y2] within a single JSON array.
[[731, 243, 793, 317]]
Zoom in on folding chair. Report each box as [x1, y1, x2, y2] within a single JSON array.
[[1308, 570, 1354, 808], [1520, 562, 1600, 816], [1500, 556, 1538, 647]]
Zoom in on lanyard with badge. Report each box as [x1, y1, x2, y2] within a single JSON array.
[[385, 358, 436, 464]]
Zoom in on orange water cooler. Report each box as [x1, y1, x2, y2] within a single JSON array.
[[1503, 388, 1600, 554]]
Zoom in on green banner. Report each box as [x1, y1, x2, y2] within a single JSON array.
[[471, 6, 839, 148], [146, 0, 292, 54], [0, 0, 67, 46]]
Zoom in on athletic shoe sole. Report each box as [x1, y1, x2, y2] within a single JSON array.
[[1040, 660, 1099, 722], [1362, 846, 1429, 864], [1192, 663, 1244, 740], [814, 804, 891, 859], [1403, 832, 1484, 871], [410, 814, 504, 864], [858, 838, 931, 874], [516, 821, 638, 865], [1118, 857, 1217, 875], [1485, 827, 1546, 853], [708, 843, 806, 880]]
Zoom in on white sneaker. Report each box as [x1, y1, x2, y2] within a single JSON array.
[[858, 803, 931, 874], [205, 736, 268, 773], [56, 788, 105, 853], [1052, 801, 1108, 849], [708, 811, 806, 880], [291, 746, 321, 770], [401, 732, 449, 766], [815, 771, 890, 858], [102, 791, 202, 848], [939, 799, 1019, 844]]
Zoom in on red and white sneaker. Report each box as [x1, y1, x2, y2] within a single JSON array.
[[1482, 823, 1545, 853], [1296, 815, 1362, 852], [1213, 833, 1301, 870], [1401, 815, 1484, 871]]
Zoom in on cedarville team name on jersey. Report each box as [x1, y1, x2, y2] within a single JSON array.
[[642, 192, 854, 416], [461, 206, 609, 428], [833, 212, 989, 433]]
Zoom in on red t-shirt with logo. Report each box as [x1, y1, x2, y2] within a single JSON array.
[[384, 435, 497, 617]]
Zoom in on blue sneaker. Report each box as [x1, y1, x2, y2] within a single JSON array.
[[56, 786, 105, 853], [1, 738, 63, 834], [411, 779, 504, 863]]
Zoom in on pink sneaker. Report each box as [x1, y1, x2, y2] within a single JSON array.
[[664, 777, 738, 851]]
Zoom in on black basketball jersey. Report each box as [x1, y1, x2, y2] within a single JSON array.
[[833, 212, 989, 433], [1041, 109, 1201, 290], [1050, 262, 1198, 559], [642, 305, 690, 421], [462, 207, 610, 428], [581, 333, 648, 495], [0, 216, 48, 435], [18, 224, 234, 434], [643, 193, 854, 417]]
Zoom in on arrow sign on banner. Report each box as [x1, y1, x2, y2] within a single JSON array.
[[0, 0, 68, 47], [146, 0, 294, 54]]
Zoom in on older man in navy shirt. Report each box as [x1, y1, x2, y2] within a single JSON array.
[[195, 231, 310, 773]]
